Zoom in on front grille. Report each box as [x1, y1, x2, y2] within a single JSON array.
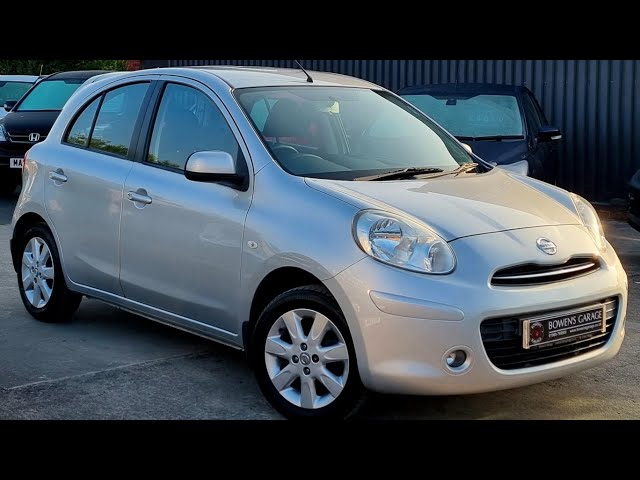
[[480, 298, 617, 370], [7, 133, 47, 144], [491, 256, 600, 286]]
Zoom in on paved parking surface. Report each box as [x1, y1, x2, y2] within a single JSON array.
[[0, 193, 639, 419]]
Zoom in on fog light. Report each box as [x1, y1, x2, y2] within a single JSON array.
[[445, 350, 467, 368], [442, 346, 472, 375]]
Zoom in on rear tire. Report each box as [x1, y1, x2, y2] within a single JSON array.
[[17, 223, 82, 322], [251, 285, 367, 419]]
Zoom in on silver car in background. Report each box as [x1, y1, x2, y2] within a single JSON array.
[[10, 67, 627, 419]]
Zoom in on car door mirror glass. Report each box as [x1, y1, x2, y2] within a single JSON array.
[[3, 100, 17, 112]]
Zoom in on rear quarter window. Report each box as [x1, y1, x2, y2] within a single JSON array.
[[65, 97, 101, 147]]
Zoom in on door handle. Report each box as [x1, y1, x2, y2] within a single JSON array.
[[127, 190, 152, 205], [49, 170, 68, 183]]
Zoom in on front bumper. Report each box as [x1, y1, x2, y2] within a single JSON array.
[[325, 224, 628, 395]]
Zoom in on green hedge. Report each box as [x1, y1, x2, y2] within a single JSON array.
[[0, 60, 128, 75]]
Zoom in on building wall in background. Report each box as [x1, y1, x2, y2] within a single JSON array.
[[143, 59, 640, 203]]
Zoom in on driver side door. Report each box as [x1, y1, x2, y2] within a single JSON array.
[[119, 80, 253, 337]]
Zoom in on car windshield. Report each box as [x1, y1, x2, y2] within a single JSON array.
[[17, 78, 86, 112], [400, 93, 524, 138], [234, 87, 472, 180], [0, 81, 33, 105]]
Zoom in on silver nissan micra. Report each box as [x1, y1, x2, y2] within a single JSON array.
[[10, 67, 627, 419]]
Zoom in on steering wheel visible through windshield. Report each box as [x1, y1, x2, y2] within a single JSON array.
[[234, 87, 473, 180]]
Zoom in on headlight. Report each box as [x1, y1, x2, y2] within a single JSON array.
[[353, 210, 456, 274], [571, 193, 606, 251], [0, 124, 7, 142]]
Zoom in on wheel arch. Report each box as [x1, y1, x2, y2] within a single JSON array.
[[243, 266, 332, 353], [11, 212, 52, 272]]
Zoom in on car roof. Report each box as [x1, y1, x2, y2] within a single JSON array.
[[43, 70, 114, 81], [397, 83, 527, 96], [150, 66, 381, 89], [0, 74, 39, 83]]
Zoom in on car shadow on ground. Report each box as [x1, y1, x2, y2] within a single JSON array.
[[0, 193, 18, 225]]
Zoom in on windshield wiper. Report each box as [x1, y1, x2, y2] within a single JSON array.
[[455, 135, 524, 141], [355, 167, 444, 181], [451, 162, 480, 176], [418, 162, 480, 179]]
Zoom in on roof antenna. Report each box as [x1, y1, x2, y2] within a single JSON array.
[[295, 60, 313, 83], [39, 64, 43, 76]]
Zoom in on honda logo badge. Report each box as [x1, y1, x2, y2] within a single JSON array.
[[29, 133, 40, 142]]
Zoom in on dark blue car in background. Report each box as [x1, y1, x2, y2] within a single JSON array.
[[629, 169, 640, 232], [397, 83, 562, 183]]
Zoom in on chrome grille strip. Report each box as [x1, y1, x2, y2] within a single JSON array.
[[7, 134, 47, 143], [605, 299, 616, 319], [492, 261, 597, 281]]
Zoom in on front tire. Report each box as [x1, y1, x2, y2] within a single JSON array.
[[17, 224, 82, 322], [251, 285, 366, 419]]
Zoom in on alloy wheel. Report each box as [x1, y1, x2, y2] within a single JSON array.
[[21, 237, 55, 308], [264, 308, 350, 409]]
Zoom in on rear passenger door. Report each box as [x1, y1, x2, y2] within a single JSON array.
[[45, 80, 156, 294]]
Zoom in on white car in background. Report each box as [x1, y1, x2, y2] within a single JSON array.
[[0, 75, 39, 120]]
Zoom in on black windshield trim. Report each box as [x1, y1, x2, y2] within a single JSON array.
[[456, 135, 525, 141]]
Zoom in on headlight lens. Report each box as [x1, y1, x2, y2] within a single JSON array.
[[0, 124, 7, 142], [353, 210, 456, 274], [571, 193, 606, 251]]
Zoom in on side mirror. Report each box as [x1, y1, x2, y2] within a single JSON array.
[[3, 100, 17, 112], [461, 143, 473, 154], [184, 150, 246, 188], [537, 125, 562, 142]]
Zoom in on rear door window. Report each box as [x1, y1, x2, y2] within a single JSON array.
[[88, 83, 149, 157]]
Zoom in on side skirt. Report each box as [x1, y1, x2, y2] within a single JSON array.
[[69, 282, 244, 351]]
